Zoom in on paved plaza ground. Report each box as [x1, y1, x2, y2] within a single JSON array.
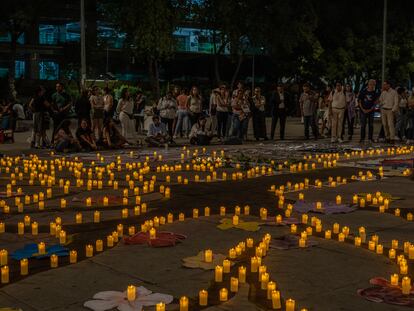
[[0, 118, 413, 311]]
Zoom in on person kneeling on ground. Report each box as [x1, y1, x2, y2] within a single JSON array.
[[54, 119, 81, 152], [189, 116, 213, 145], [102, 118, 127, 149], [146, 115, 170, 147], [76, 119, 98, 151]]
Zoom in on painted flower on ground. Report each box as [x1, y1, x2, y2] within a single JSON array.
[[84, 286, 173, 311], [217, 218, 260, 232], [358, 277, 414, 307], [124, 231, 186, 247], [293, 201, 356, 215], [182, 251, 232, 270], [270, 235, 318, 250]]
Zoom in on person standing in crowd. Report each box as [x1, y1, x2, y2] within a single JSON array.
[[270, 84, 289, 140], [51, 82, 72, 143], [231, 89, 248, 140], [89, 86, 105, 141], [212, 85, 230, 142], [157, 91, 177, 140], [232, 81, 244, 98], [379, 80, 399, 143], [358, 79, 379, 143], [76, 118, 97, 151], [252, 87, 268, 141], [134, 90, 146, 135], [328, 82, 346, 143], [75, 89, 91, 127], [103, 87, 114, 120], [341, 84, 356, 141], [209, 87, 218, 135], [174, 88, 189, 138], [187, 86, 202, 127], [299, 83, 318, 140], [116, 88, 137, 144], [242, 89, 252, 140], [396, 87, 408, 141], [29, 86, 50, 148]]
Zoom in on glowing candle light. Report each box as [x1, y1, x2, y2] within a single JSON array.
[[179, 213, 185, 221], [0, 250, 7, 265], [199, 290, 208, 306], [50, 254, 58, 268], [96, 240, 103, 252], [272, 290, 281, 309], [85, 244, 93, 257], [70, 250, 77, 263], [127, 285, 136, 301], [261, 272, 269, 290], [232, 215, 239, 226], [354, 237, 361, 247], [238, 266, 246, 283], [17, 222, 24, 235], [230, 277, 239, 292], [149, 228, 156, 240], [1, 266, 9, 283], [376, 244, 383, 254], [391, 274, 399, 286], [20, 258, 28, 275], [219, 288, 228, 302], [93, 211, 100, 223], [204, 249, 213, 262], [368, 241, 376, 251], [286, 299, 295, 311], [402, 277, 411, 295], [179, 296, 189, 311], [325, 230, 332, 239], [333, 223, 340, 234], [59, 230, 66, 245], [223, 259, 231, 273], [107, 235, 114, 247], [31, 222, 38, 235], [215, 265, 223, 282]]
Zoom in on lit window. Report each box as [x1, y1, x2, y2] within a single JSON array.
[[0, 32, 25, 44], [39, 61, 59, 80], [39, 24, 58, 45], [15, 60, 25, 78]]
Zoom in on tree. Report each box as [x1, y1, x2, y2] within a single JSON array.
[[0, 0, 50, 99], [101, 0, 182, 99]]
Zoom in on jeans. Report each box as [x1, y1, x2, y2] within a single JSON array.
[[303, 115, 318, 139], [161, 117, 174, 139], [231, 115, 248, 139], [271, 109, 287, 139], [216, 111, 229, 138], [360, 111, 374, 141], [341, 109, 354, 139], [396, 108, 407, 139], [174, 110, 189, 137], [55, 139, 70, 152]]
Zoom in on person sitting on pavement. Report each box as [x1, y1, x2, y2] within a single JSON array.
[[189, 115, 213, 145], [146, 115, 169, 147], [76, 118, 98, 151], [54, 119, 81, 153], [102, 118, 127, 149]]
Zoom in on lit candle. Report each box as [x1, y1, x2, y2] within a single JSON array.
[[20, 258, 28, 275], [286, 298, 295, 311], [149, 228, 156, 240], [1, 266, 9, 283], [96, 240, 103, 252], [75, 213, 82, 224], [325, 230, 332, 239], [199, 290, 208, 306], [239, 266, 246, 283], [85, 244, 93, 257], [59, 230, 66, 245], [219, 288, 228, 302], [70, 250, 77, 263], [261, 272, 269, 290], [50, 254, 58, 268], [230, 277, 239, 292], [179, 296, 189, 311], [18, 222, 24, 235], [31, 222, 38, 235], [390, 273, 399, 286], [204, 206, 210, 216], [38, 242, 46, 255], [107, 235, 114, 247], [376, 244, 383, 254], [179, 213, 185, 221], [272, 290, 281, 309], [336, 195, 342, 205], [299, 238, 306, 248], [93, 211, 100, 223], [246, 238, 254, 248], [232, 215, 239, 226], [127, 285, 136, 301], [402, 277, 411, 295], [220, 206, 226, 216], [354, 237, 361, 247], [204, 249, 213, 262], [389, 248, 396, 259], [156, 302, 165, 311], [223, 259, 231, 273], [338, 233, 345, 242], [215, 265, 223, 282], [60, 198, 66, 208], [333, 223, 340, 234]]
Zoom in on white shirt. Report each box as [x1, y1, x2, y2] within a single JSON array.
[[380, 88, 399, 111], [330, 91, 346, 109]]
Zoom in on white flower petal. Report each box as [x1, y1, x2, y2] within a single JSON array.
[[137, 293, 174, 306], [93, 291, 125, 301], [136, 286, 152, 297], [118, 300, 143, 311], [84, 299, 118, 311]]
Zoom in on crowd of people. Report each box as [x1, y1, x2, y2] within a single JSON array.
[[1, 78, 414, 151]]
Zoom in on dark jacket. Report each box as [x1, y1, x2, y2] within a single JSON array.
[[270, 91, 290, 116]]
